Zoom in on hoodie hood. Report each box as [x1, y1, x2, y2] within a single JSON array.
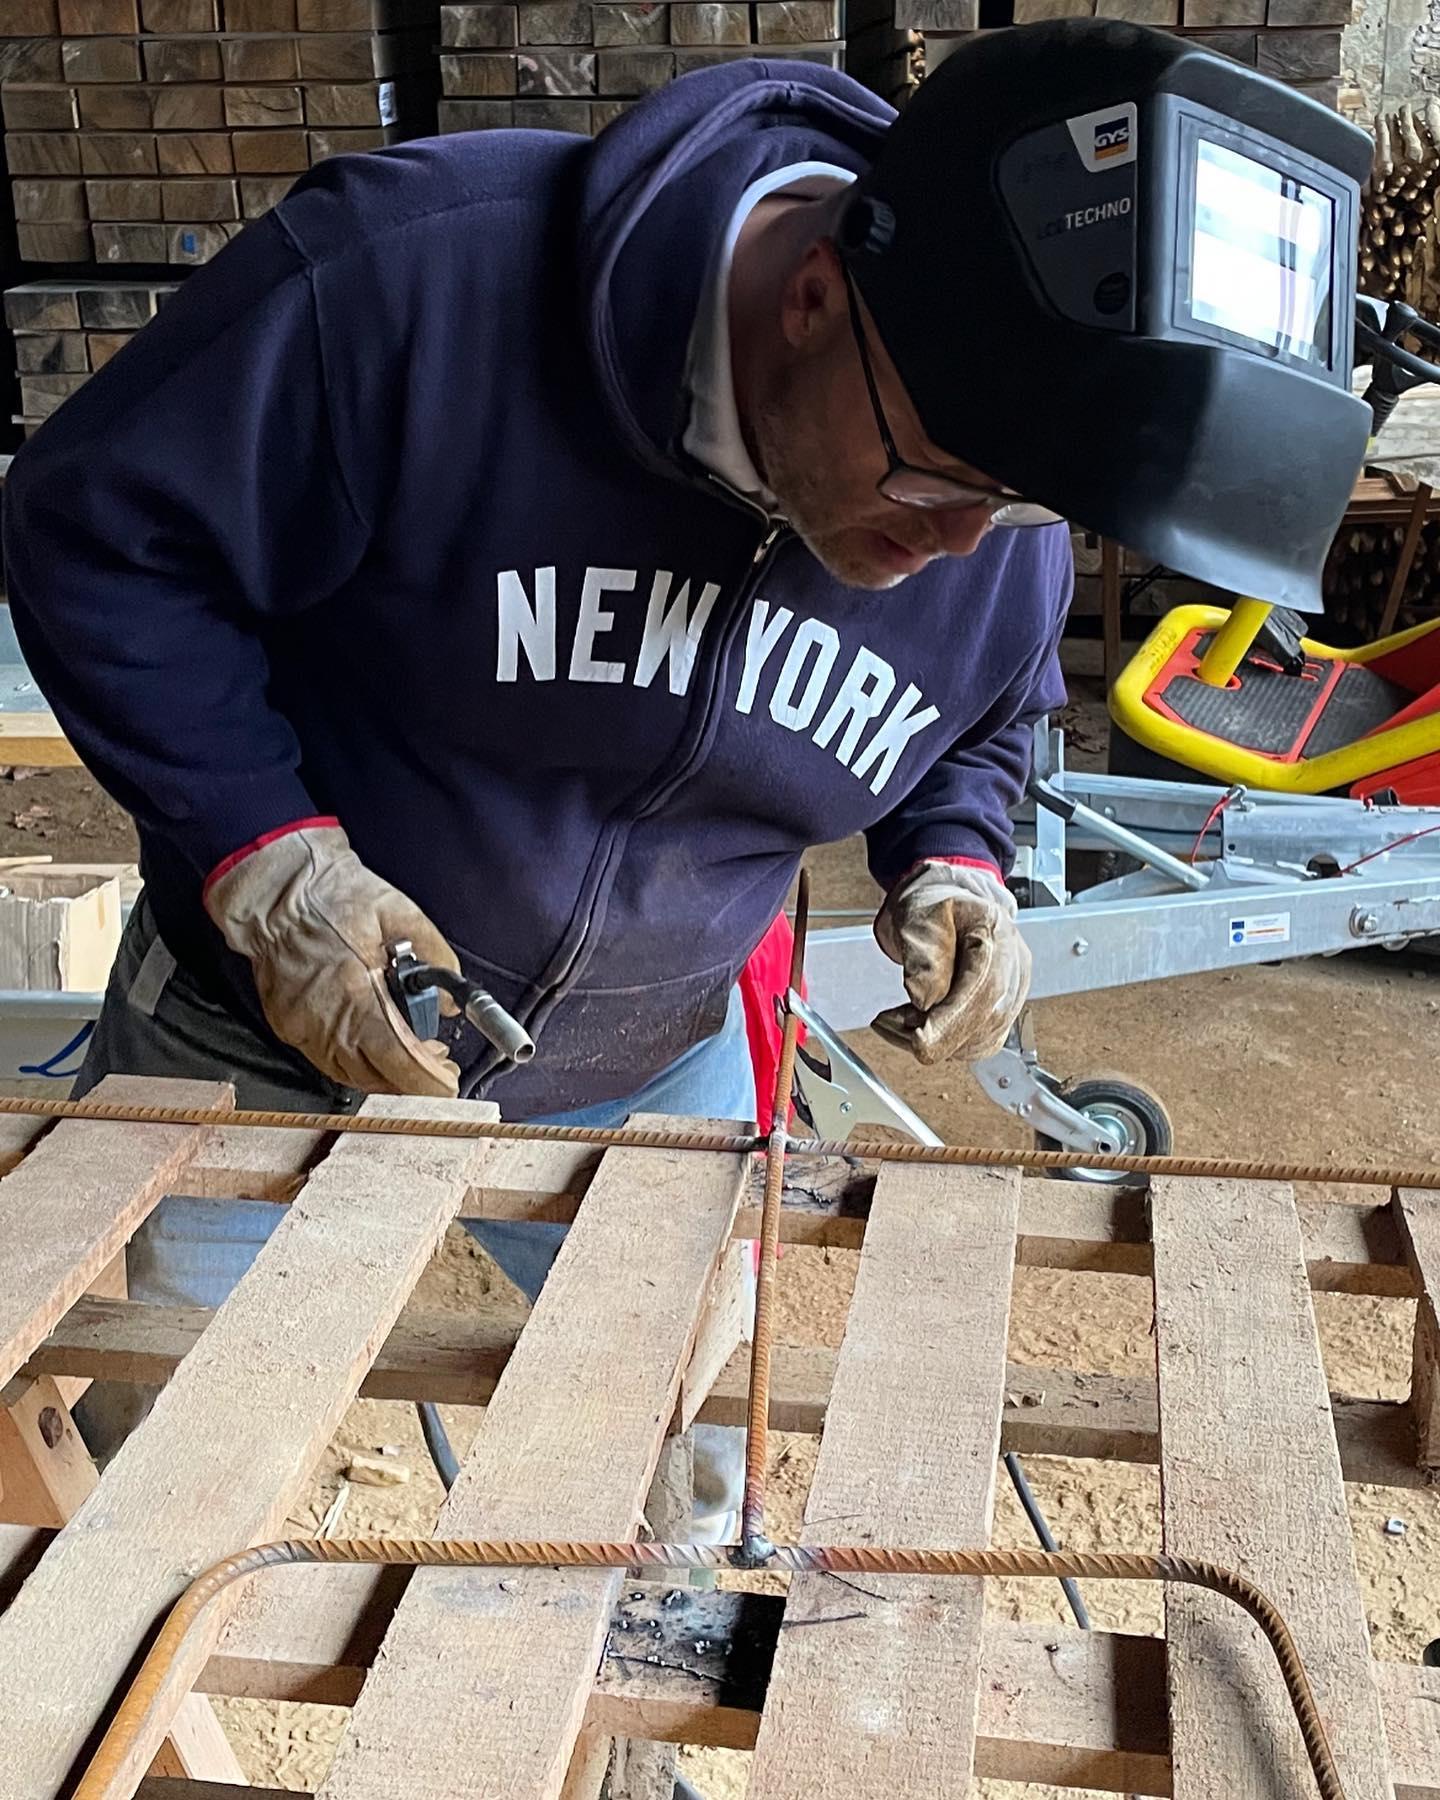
[[576, 62, 893, 477]]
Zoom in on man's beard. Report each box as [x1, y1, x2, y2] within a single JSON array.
[[750, 395, 913, 591]]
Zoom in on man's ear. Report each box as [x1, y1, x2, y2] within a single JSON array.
[[777, 235, 847, 351]]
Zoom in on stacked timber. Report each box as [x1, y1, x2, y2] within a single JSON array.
[[898, 3, 1349, 113], [1362, 99, 1440, 313], [1323, 518, 1440, 638], [4, 277, 176, 433], [436, 0, 912, 135], [0, 0, 438, 265]]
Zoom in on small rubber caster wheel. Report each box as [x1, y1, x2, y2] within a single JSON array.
[[1036, 1077, 1174, 1184]]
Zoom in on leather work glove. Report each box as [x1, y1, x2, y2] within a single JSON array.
[[204, 824, 461, 1097], [871, 860, 1031, 1066]]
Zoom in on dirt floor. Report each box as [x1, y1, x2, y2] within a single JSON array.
[[30, 675, 1440, 1795]]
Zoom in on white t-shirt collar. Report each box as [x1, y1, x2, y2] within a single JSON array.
[[682, 161, 857, 510]]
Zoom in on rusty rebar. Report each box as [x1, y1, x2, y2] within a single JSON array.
[[72, 1534, 1349, 1800], [0, 1089, 1433, 1190], [739, 870, 809, 1560]]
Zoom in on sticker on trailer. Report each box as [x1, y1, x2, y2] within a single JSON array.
[[1228, 912, 1291, 947]]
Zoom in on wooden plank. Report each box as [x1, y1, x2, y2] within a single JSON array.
[[222, 0, 296, 22], [0, 1074, 228, 1390], [156, 133, 234, 176], [62, 37, 143, 81], [144, 38, 223, 82], [15, 331, 91, 374], [519, 0, 592, 41], [314, 1122, 746, 1800], [96, 222, 170, 263], [221, 36, 303, 81], [441, 1, 520, 42], [223, 84, 304, 128], [1152, 1177, 1391, 1800], [87, 178, 163, 220], [0, 1382, 241, 1784], [26, 1291, 1427, 1486], [80, 131, 159, 174], [7, 133, 84, 176], [0, 1095, 504, 1800], [58, 0, 139, 24], [670, 2, 749, 42], [1395, 1187, 1440, 1466], [1379, 482, 1434, 638], [2, 88, 81, 132], [13, 179, 86, 222], [231, 128, 310, 171], [592, 2, 668, 43], [0, 1377, 97, 1530], [135, 1786, 289, 1800], [151, 84, 225, 129], [679, 1237, 749, 1432], [747, 1165, 1019, 1800], [141, 0, 220, 26], [517, 47, 596, 91]]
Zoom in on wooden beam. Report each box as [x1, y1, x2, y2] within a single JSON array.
[[313, 1122, 746, 1800], [135, 1787, 293, 1800], [27, 1300, 1427, 1487], [1394, 1188, 1440, 1466], [1152, 1177, 1392, 1800], [0, 1095, 504, 1800], [0, 1374, 241, 1783], [0, 1073, 230, 1388], [747, 1165, 1019, 1800], [1379, 482, 1434, 638]]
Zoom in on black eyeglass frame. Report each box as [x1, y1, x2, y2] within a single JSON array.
[[840, 262, 1062, 527]]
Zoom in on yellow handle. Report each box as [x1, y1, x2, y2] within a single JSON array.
[[1196, 597, 1274, 688]]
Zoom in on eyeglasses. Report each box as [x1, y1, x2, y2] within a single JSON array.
[[841, 265, 1062, 527]]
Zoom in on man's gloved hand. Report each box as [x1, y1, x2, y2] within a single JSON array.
[[871, 860, 1031, 1066], [204, 823, 461, 1097]]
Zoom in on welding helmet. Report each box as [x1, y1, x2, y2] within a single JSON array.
[[840, 20, 1373, 612]]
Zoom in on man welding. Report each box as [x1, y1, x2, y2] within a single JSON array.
[[3, 22, 1371, 1513]]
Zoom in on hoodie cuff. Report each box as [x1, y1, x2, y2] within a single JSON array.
[[892, 853, 1004, 891], [203, 816, 341, 899]]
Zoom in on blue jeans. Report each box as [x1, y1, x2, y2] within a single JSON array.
[[74, 899, 756, 1531]]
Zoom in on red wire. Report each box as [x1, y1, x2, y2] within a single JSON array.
[[1189, 792, 1234, 864], [1340, 820, 1440, 874]]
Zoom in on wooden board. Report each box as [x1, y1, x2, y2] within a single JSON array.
[[26, 1291, 1429, 1490], [747, 1165, 1019, 1800], [0, 1095, 503, 1800], [0, 1073, 228, 1389], [1152, 1177, 1392, 1800], [1395, 1188, 1440, 1466], [314, 1120, 746, 1800]]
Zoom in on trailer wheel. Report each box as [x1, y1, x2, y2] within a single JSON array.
[[1036, 1078, 1174, 1184]]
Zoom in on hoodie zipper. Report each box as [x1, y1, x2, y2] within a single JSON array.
[[467, 508, 786, 1094]]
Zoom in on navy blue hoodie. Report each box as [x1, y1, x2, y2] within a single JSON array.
[[3, 63, 1071, 1115]]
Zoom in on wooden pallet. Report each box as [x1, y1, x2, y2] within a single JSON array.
[[1, 1072, 1439, 1797]]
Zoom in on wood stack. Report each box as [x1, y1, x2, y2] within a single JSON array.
[[1323, 516, 1440, 637], [896, 3, 1349, 113], [0, 0, 439, 265], [1362, 99, 1440, 313], [4, 277, 177, 433], [436, 0, 911, 135]]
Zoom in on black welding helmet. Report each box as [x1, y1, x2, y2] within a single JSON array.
[[840, 20, 1374, 612]]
